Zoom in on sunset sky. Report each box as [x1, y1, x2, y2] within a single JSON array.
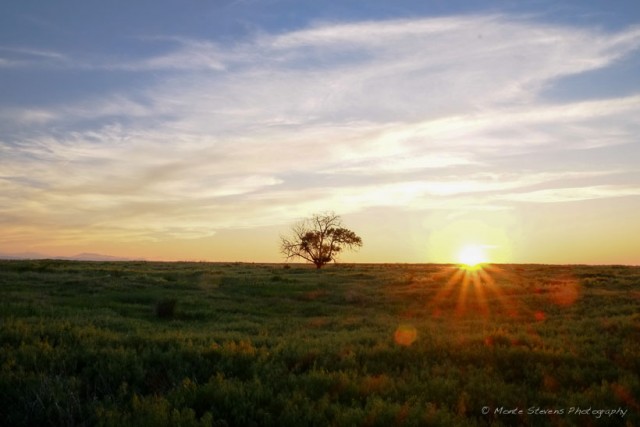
[[1, 0, 639, 264]]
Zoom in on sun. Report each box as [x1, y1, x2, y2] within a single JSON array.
[[457, 244, 488, 269]]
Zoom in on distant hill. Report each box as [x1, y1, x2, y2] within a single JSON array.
[[62, 253, 143, 262], [0, 252, 47, 260], [0, 252, 142, 261]]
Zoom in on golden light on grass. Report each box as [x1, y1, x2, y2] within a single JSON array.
[[429, 263, 521, 319]]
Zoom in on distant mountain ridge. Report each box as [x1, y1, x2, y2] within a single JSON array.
[[0, 252, 142, 261]]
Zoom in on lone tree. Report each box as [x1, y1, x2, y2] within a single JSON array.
[[280, 212, 363, 269]]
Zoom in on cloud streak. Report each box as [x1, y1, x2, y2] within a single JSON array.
[[498, 185, 640, 204], [0, 45, 69, 68]]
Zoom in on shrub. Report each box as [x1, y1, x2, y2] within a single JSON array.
[[155, 298, 177, 319]]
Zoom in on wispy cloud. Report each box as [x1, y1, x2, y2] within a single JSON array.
[[498, 185, 640, 203], [0, 107, 59, 124], [0, 45, 68, 68], [2, 14, 640, 249], [106, 37, 228, 71]]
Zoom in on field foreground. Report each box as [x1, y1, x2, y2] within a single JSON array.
[[1, 260, 639, 426]]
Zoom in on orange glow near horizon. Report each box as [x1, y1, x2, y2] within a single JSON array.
[[3, 212, 639, 265]]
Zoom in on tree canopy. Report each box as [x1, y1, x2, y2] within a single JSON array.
[[280, 212, 363, 269]]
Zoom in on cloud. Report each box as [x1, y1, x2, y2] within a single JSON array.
[[106, 37, 228, 71], [2, 14, 640, 247], [498, 185, 640, 203], [0, 46, 68, 68], [0, 107, 59, 124]]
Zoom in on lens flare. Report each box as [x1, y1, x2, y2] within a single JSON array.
[[394, 324, 418, 346]]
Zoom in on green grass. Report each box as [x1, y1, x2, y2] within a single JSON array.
[[1, 260, 638, 426]]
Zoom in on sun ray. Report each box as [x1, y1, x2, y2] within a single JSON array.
[[428, 257, 528, 321], [429, 267, 465, 316], [471, 270, 490, 317], [455, 270, 472, 316]]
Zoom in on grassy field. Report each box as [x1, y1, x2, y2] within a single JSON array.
[[1, 260, 638, 426]]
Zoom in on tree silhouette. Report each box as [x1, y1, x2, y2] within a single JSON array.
[[280, 212, 363, 269]]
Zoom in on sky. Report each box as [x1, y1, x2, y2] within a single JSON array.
[[1, 0, 640, 264]]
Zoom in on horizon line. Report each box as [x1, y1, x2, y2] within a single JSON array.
[[1, 257, 638, 267]]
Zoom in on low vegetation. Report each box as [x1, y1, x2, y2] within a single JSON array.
[[1, 260, 638, 426]]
